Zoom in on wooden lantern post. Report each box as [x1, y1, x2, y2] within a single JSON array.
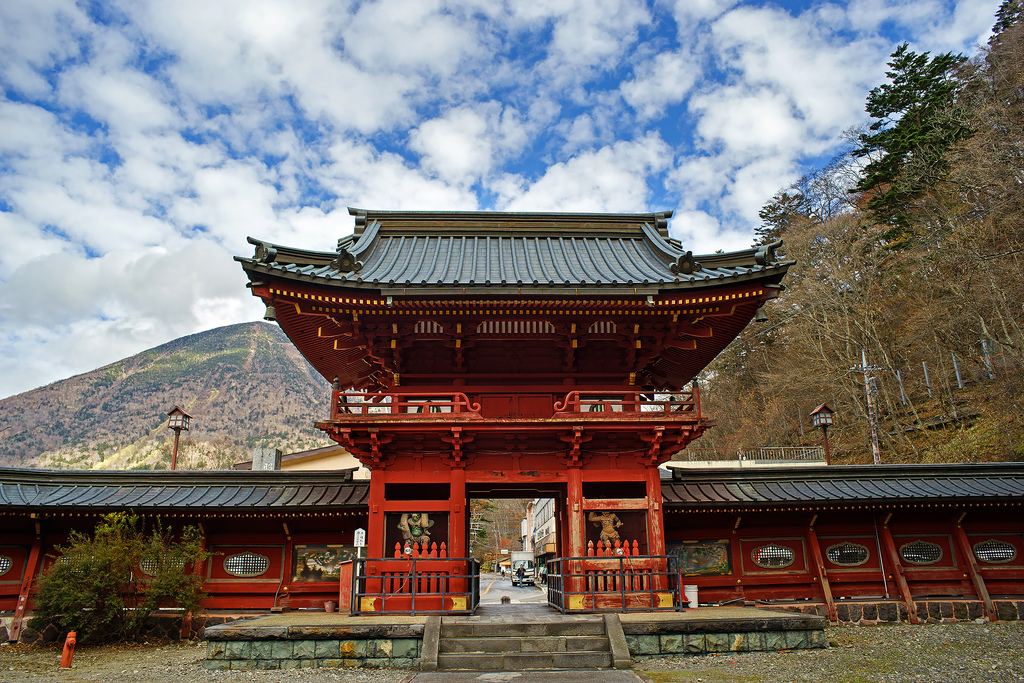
[[810, 403, 835, 465], [166, 406, 193, 471]]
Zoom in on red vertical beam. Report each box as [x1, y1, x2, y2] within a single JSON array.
[[279, 522, 294, 609], [566, 468, 585, 557], [181, 523, 208, 639], [10, 522, 42, 642], [645, 467, 666, 556], [879, 515, 919, 624], [806, 520, 838, 622], [645, 466, 669, 593], [367, 470, 386, 559], [566, 467, 586, 602], [950, 512, 997, 621], [449, 468, 467, 558], [449, 467, 468, 596]]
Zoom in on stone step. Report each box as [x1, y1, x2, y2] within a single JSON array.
[[441, 620, 605, 639], [437, 651, 614, 670], [439, 635, 610, 654]]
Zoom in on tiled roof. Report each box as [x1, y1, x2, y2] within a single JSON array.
[[0, 467, 368, 511], [661, 463, 1024, 507], [3, 464, 1020, 514], [237, 209, 791, 293]]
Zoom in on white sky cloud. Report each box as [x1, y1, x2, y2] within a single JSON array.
[[0, 0, 1004, 397]]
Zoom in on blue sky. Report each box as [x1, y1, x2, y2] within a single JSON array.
[[0, 0, 1001, 399]]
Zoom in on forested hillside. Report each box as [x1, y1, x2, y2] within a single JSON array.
[[697, 3, 1024, 465], [0, 322, 332, 470]]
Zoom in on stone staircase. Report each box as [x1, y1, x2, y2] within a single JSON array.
[[421, 612, 631, 670]]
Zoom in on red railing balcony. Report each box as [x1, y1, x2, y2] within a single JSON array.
[[330, 391, 481, 420], [552, 389, 700, 417]]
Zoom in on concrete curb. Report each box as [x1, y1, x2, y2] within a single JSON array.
[[604, 614, 631, 670], [420, 616, 440, 671]]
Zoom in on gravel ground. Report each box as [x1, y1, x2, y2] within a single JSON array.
[[637, 621, 1024, 683], [0, 641, 412, 683], [1, 621, 1022, 683]]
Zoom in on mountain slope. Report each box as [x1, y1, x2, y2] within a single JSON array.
[[0, 322, 333, 470]]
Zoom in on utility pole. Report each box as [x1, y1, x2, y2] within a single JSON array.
[[853, 350, 882, 465]]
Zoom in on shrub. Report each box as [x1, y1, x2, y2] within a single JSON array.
[[29, 512, 207, 642]]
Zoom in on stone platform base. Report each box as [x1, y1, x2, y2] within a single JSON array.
[[201, 606, 828, 670], [619, 607, 827, 657], [201, 614, 426, 671]]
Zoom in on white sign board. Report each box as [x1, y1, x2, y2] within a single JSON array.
[[354, 528, 366, 547]]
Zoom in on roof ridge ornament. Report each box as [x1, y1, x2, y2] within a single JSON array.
[[252, 241, 277, 264], [670, 251, 703, 275], [331, 244, 364, 273], [755, 240, 782, 266]]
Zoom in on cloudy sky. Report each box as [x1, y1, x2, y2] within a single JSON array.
[[0, 0, 1000, 399]]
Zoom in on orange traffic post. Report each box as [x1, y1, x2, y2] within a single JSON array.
[[59, 631, 76, 669]]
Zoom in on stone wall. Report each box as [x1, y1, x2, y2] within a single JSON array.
[[764, 599, 1024, 625], [201, 621, 424, 671], [625, 629, 826, 656], [620, 611, 828, 658], [204, 636, 421, 670]]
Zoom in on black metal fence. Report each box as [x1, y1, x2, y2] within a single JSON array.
[[545, 555, 683, 613], [351, 557, 480, 616]]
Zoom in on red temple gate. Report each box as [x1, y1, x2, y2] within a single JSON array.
[[237, 209, 792, 612]]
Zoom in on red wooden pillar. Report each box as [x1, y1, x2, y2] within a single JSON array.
[[950, 512, 996, 621], [10, 522, 42, 642], [181, 523, 208, 638], [367, 469, 386, 559], [879, 514, 920, 624], [279, 522, 294, 609], [450, 467, 468, 595], [566, 467, 586, 605], [566, 467, 585, 557], [806, 520, 838, 622], [450, 467, 467, 558], [645, 467, 666, 556]]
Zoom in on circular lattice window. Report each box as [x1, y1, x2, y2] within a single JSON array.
[[224, 553, 270, 578], [0, 555, 11, 577], [972, 539, 1017, 565], [899, 540, 943, 566], [826, 542, 870, 567], [751, 544, 795, 569]]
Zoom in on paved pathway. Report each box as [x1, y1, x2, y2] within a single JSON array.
[[410, 671, 644, 683], [444, 604, 602, 624]]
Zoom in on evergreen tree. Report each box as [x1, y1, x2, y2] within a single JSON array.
[[994, 0, 1023, 33], [851, 43, 970, 242], [756, 190, 804, 246]]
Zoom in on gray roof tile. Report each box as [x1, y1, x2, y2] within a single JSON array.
[[0, 468, 368, 511], [237, 211, 790, 293], [664, 463, 1024, 507]]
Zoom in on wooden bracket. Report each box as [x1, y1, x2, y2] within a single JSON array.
[[441, 427, 475, 468], [558, 427, 592, 467]]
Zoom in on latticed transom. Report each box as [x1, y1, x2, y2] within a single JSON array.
[[899, 540, 943, 565], [826, 542, 869, 567], [0, 555, 10, 577], [223, 553, 270, 577], [139, 556, 187, 576], [973, 539, 1017, 564], [751, 544, 795, 569]]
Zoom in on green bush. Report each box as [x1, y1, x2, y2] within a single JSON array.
[[29, 512, 208, 642]]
